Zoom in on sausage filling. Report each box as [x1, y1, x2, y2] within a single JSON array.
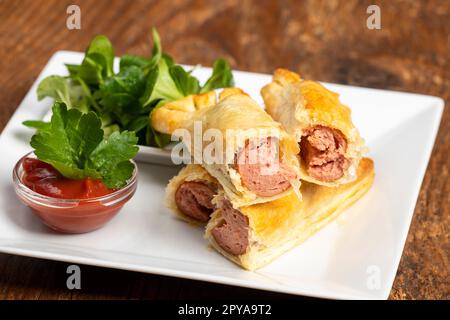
[[300, 126, 350, 182], [235, 137, 296, 197], [175, 181, 216, 222], [211, 200, 249, 256]]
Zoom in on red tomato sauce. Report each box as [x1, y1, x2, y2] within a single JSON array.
[[22, 158, 115, 199]]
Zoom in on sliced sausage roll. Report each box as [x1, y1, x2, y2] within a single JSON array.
[[261, 69, 366, 186], [181, 91, 302, 208], [205, 158, 374, 271], [165, 164, 219, 224]]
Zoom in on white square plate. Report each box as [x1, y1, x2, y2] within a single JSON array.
[[0, 51, 443, 299]]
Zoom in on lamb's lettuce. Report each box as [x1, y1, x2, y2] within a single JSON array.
[[31, 28, 235, 148]]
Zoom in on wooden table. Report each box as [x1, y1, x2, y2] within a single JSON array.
[[0, 0, 448, 300]]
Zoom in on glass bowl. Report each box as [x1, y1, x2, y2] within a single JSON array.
[[12, 152, 138, 233]]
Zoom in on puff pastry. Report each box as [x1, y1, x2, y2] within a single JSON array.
[[151, 91, 217, 135], [181, 91, 302, 208], [261, 69, 366, 186], [205, 158, 375, 271]]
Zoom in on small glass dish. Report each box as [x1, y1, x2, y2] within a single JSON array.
[[12, 152, 138, 234]]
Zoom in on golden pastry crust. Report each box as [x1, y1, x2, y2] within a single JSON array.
[[151, 88, 249, 135], [183, 93, 302, 208], [218, 88, 248, 100], [261, 69, 305, 141], [165, 164, 219, 225], [151, 91, 217, 134], [205, 158, 375, 271], [190, 94, 281, 134], [261, 68, 367, 187]]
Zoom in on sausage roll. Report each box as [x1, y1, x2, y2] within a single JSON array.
[[261, 69, 366, 186], [165, 164, 219, 224], [182, 90, 302, 208], [205, 158, 375, 271], [151, 92, 217, 135]]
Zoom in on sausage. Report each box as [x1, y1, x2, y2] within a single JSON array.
[[235, 137, 296, 197], [211, 200, 249, 256], [175, 181, 216, 222], [300, 125, 350, 182]]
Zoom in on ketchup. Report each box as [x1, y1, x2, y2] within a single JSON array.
[[22, 158, 115, 199], [15, 156, 136, 234]]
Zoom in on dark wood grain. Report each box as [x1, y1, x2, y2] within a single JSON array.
[[0, 0, 448, 300]]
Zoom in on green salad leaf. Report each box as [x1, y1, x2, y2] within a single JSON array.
[[31, 28, 235, 148], [65, 63, 81, 77], [24, 102, 138, 189], [22, 120, 51, 131], [170, 65, 201, 96], [37, 75, 90, 113], [147, 28, 163, 71], [37, 75, 72, 108], [201, 58, 235, 93], [119, 55, 150, 71], [140, 57, 185, 109], [77, 35, 115, 86], [100, 65, 146, 116]]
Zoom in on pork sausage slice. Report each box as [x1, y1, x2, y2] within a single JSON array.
[[211, 200, 249, 256], [235, 137, 296, 197], [300, 126, 350, 182], [175, 181, 216, 222]]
